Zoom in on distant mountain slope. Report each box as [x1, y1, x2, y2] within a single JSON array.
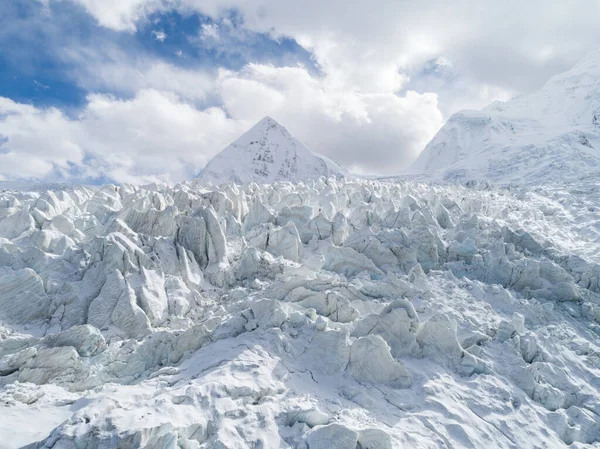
[[407, 49, 600, 184], [198, 117, 346, 185]]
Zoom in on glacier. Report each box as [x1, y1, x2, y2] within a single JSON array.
[[2, 51, 600, 449], [0, 176, 599, 448]]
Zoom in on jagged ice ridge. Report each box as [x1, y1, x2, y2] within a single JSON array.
[[0, 176, 599, 448]]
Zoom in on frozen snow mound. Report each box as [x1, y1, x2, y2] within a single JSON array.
[[1, 178, 600, 448], [197, 116, 346, 185], [407, 48, 600, 185]]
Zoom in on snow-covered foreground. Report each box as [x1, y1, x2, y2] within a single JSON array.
[[1, 178, 600, 448]]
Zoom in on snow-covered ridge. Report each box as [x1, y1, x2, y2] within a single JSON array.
[[198, 116, 346, 185], [408, 49, 600, 184], [1, 177, 600, 448]]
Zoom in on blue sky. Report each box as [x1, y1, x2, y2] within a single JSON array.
[[0, 0, 599, 184], [0, 1, 312, 110]]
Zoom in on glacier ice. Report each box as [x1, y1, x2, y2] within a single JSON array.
[[0, 175, 599, 448]]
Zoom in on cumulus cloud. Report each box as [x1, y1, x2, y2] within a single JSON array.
[[0, 98, 84, 180], [218, 64, 443, 174], [0, 61, 442, 182], [0, 90, 247, 183], [71, 0, 163, 32], [73, 56, 217, 103], [4, 0, 599, 183], [69, 0, 600, 96]]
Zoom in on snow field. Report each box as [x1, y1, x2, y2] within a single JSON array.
[[0, 177, 599, 448]]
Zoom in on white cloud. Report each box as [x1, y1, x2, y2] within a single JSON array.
[[152, 29, 167, 41], [200, 23, 219, 40], [0, 90, 247, 183], [0, 62, 443, 182], [218, 64, 444, 174], [71, 0, 168, 32], [69, 0, 600, 103], [33, 80, 50, 90], [0, 98, 84, 180], [65, 44, 216, 102], [9, 0, 600, 182], [80, 89, 249, 183]]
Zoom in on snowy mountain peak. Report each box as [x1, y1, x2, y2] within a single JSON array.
[[408, 49, 600, 184], [255, 115, 281, 128], [198, 117, 346, 185]]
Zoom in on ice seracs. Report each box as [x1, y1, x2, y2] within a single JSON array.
[[407, 48, 600, 184], [197, 116, 346, 185], [2, 175, 600, 448]]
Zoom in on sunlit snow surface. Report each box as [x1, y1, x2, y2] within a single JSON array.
[[407, 49, 600, 185], [198, 117, 346, 185], [1, 177, 600, 448]]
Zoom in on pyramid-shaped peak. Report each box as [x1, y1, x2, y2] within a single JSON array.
[[249, 116, 291, 135], [198, 117, 346, 185], [257, 116, 278, 126]]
